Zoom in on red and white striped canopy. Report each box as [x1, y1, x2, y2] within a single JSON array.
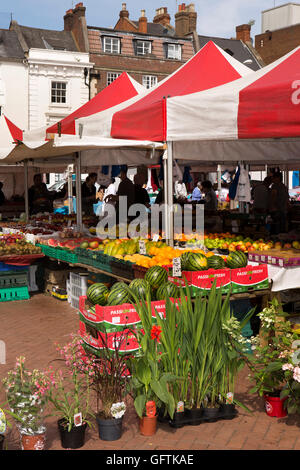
[[0, 114, 23, 159]]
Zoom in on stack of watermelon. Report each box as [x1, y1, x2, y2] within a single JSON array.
[[86, 265, 180, 307], [180, 251, 247, 272]]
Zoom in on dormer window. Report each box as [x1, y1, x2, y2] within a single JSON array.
[[103, 36, 121, 54], [135, 40, 152, 56], [167, 43, 181, 60]]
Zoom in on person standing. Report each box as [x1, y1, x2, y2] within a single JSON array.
[[269, 171, 290, 234], [105, 167, 135, 221], [81, 173, 97, 216], [28, 174, 53, 214], [200, 180, 218, 211], [252, 176, 272, 215], [102, 178, 116, 216], [174, 180, 188, 204]]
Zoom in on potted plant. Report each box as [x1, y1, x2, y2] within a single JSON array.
[[2, 356, 50, 450], [128, 292, 177, 435], [0, 406, 11, 450], [245, 298, 293, 417], [47, 336, 94, 449], [278, 338, 300, 415], [79, 329, 131, 441]]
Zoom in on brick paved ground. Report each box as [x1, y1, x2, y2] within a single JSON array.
[[1, 294, 300, 451]]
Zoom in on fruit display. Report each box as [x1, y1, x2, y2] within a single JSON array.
[[225, 251, 248, 269], [106, 283, 132, 306], [129, 279, 152, 300], [156, 281, 179, 301], [87, 283, 109, 306], [0, 234, 42, 256], [183, 252, 208, 272], [145, 266, 168, 290]]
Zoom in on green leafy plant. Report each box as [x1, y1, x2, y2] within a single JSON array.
[[46, 335, 94, 432], [128, 289, 177, 419], [2, 356, 50, 436]]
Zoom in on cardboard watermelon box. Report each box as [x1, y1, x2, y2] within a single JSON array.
[[165, 267, 231, 296], [79, 320, 140, 356], [230, 264, 269, 293]]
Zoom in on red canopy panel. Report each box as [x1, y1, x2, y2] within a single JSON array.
[[238, 47, 300, 139], [4, 116, 23, 142], [46, 72, 141, 136], [111, 41, 245, 142]]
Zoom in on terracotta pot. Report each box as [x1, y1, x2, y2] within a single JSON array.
[[21, 433, 46, 450], [264, 394, 287, 418], [139, 415, 157, 436]]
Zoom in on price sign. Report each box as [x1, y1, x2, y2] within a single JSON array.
[[172, 257, 182, 277], [153, 234, 159, 242], [139, 240, 146, 255]]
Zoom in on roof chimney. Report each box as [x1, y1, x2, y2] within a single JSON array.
[[153, 7, 171, 26], [138, 10, 147, 33], [120, 3, 129, 19], [236, 24, 251, 43], [175, 3, 197, 36], [64, 9, 74, 31]]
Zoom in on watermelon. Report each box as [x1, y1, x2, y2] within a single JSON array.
[[226, 251, 247, 269], [145, 266, 168, 290], [87, 283, 109, 306], [185, 253, 208, 271], [156, 281, 179, 301], [207, 255, 226, 270], [110, 282, 128, 292], [107, 284, 131, 306], [129, 279, 152, 300], [180, 252, 191, 271]]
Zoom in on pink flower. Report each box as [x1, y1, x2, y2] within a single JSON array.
[[282, 363, 294, 371], [293, 366, 300, 383]]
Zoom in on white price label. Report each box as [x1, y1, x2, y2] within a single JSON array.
[[172, 257, 182, 277], [153, 234, 159, 242], [74, 412, 82, 427], [139, 241, 146, 255]]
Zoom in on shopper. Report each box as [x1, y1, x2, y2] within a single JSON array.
[[102, 178, 116, 216], [252, 176, 272, 215], [269, 171, 290, 234], [81, 173, 97, 216], [105, 167, 135, 220], [28, 174, 53, 214], [200, 180, 218, 211], [175, 180, 188, 204], [191, 181, 202, 203]]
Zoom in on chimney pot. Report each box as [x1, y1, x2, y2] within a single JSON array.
[[66, 9, 73, 15], [236, 24, 251, 43], [75, 2, 83, 8], [122, 3, 126, 10], [153, 6, 170, 26]]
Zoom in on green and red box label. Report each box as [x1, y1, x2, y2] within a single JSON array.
[[231, 264, 269, 293]]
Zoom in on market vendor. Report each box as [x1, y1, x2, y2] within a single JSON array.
[[199, 180, 218, 211], [269, 171, 290, 234], [28, 174, 53, 214], [81, 173, 97, 216], [105, 167, 135, 221], [252, 176, 272, 216]]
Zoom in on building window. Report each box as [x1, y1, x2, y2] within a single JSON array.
[[107, 72, 121, 86], [51, 81, 67, 104], [142, 75, 157, 89], [103, 36, 120, 54], [260, 39, 264, 48], [167, 43, 181, 60], [136, 40, 152, 56]]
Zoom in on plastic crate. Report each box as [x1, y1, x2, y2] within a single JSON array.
[[37, 244, 59, 259], [132, 264, 148, 279], [71, 283, 87, 299], [0, 286, 30, 302], [110, 259, 134, 280], [66, 279, 71, 303], [0, 271, 28, 288], [57, 249, 78, 264], [69, 272, 88, 290], [70, 295, 80, 311]]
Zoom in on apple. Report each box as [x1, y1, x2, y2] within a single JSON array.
[[89, 241, 99, 249]]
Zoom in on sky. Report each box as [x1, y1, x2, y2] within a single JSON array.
[[0, 0, 282, 38]]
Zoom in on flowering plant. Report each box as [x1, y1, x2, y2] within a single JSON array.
[[46, 335, 94, 431], [79, 327, 131, 420], [110, 402, 126, 419], [2, 356, 50, 436], [245, 298, 297, 398]]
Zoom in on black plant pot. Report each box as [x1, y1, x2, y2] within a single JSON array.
[[96, 415, 123, 441], [169, 411, 186, 428], [219, 403, 237, 420], [185, 407, 203, 426], [57, 419, 87, 449], [0, 434, 4, 450], [202, 406, 221, 423], [157, 407, 169, 424]]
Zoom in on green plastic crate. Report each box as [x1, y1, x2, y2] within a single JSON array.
[[57, 249, 78, 264], [0, 271, 28, 288], [37, 244, 59, 259], [0, 286, 30, 302]]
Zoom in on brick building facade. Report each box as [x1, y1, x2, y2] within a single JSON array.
[[256, 23, 300, 65], [63, 2, 197, 97]]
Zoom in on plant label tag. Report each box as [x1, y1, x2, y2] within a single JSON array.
[[177, 401, 184, 413], [173, 257, 181, 277], [74, 412, 82, 427], [153, 234, 159, 242], [226, 392, 234, 404], [139, 240, 146, 255], [0, 408, 6, 434]]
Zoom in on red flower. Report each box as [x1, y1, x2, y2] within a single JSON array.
[[150, 325, 162, 341]]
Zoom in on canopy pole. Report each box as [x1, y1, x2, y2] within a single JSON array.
[[217, 164, 222, 208], [163, 150, 169, 242], [167, 141, 174, 247], [24, 161, 29, 223], [67, 164, 74, 214], [75, 152, 82, 231]]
